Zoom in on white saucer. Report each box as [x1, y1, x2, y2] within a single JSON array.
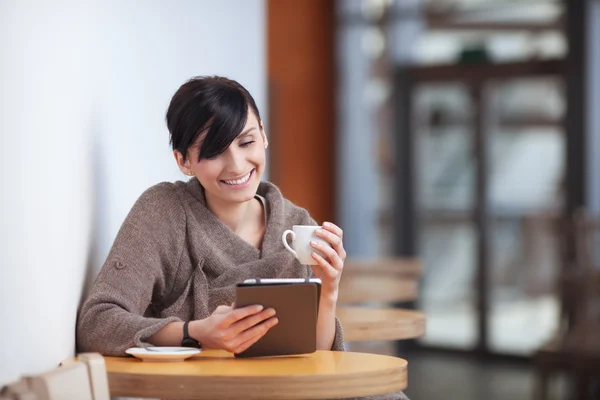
[[125, 347, 201, 362]]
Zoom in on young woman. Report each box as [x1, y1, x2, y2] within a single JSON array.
[[77, 76, 346, 356], [77, 76, 409, 400]]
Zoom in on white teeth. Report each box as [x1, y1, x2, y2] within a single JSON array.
[[223, 170, 252, 185]]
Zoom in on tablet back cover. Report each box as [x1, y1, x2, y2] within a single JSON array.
[[234, 283, 318, 357]]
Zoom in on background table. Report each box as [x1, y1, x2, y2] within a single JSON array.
[[102, 349, 407, 399], [337, 307, 426, 342], [338, 274, 419, 304]]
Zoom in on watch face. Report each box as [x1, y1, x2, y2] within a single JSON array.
[[181, 337, 200, 348]]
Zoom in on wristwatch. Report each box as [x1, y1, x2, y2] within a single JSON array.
[[181, 321, 201, 348]]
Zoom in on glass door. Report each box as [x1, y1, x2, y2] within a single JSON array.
[[410, 70, 565, 355]]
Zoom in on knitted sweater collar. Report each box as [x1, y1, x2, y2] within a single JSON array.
[[183, 178, 287, 259]]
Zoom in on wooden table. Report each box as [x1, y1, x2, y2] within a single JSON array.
[[102, 350, 407, 399], [337, 307, 426, 342]]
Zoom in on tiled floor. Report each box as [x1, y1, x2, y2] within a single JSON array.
[[402, 350, 570, 400]]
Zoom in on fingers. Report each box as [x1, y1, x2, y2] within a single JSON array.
[[315, 224, 347, 262], [233, 336, 261, 354], [311, 251, 339, 281], [314, 227, 342, 248], [223, 304, 264, 325], [322, 221, 343, 239], [311, 237, 343, 270], [231, 317, 279, 354], [227, 308, 276, 339]]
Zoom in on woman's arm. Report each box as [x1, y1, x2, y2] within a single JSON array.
[[77, 184, 186, 356], [149, 305, 278, 353], [147, 321, 186, 346], [316, 292, 338, 350], [308, 222, 347, 351]]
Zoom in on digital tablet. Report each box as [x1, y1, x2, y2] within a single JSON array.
[[234, 278, 321, 358]]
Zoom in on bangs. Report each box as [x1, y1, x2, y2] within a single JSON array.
[[197, 89, 248, 161]]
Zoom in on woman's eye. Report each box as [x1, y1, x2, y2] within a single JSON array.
[[240, 141, 255, 147]]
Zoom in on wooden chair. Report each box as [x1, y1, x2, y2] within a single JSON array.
[[0, 379, 36, 400], [343, 258, 422, 277], [73, 353, 110, 400], [338, 258, 425, 355], [339, 258, 421, 305], [533, 211, 600, 400], [27, 361, 95, 400], [0, 353, 109, 400]]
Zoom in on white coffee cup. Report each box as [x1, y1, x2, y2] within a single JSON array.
[[282, 225, 330, 265]]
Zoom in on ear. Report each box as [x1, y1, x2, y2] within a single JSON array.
[[173, 150, 193, 176], [259, 121, 269, 149]]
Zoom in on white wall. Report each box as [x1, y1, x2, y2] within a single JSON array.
[[88, 0, 266, 277], [0, 0, 265, 386]]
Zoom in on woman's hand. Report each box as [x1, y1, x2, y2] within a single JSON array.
[[310, 222, 346, 302], [190, 304, 278, 354]]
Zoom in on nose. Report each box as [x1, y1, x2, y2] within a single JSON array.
[[225, 147, 246, 174]]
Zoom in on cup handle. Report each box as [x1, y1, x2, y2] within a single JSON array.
[[281, 230, 297, 257]]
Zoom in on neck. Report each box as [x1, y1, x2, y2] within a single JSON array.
[[205, 192, 256, 233]]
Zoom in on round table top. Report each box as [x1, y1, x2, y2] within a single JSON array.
[[337, 307, 426, 342], [102, 350, 407, 399]]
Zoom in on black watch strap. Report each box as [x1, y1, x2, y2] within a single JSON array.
[[181, 321, 201, 348]]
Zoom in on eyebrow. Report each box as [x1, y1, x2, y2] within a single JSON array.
[[237, 127, 257, 140]]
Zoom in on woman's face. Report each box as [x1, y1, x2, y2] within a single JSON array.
[[176, 110, 268, 205]]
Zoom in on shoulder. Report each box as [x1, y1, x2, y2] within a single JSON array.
[[107, 182, 187, 267], [126, 182, 185, 224], [137, 182, 180, 204]]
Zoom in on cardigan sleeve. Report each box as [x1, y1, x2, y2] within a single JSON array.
[[76, 183, 186, 356]]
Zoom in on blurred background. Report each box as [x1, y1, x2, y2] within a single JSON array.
[[1, 0, 599, 399]]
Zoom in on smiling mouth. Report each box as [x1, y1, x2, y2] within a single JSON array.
[[221, 169, 255, 186]]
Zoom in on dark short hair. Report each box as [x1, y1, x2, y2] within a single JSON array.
[[166, 76, 262, 161]]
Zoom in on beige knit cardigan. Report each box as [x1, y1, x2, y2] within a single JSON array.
[[77, 178, 344, 355]]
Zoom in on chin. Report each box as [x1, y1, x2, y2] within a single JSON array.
[[219, 174, 261, 204]]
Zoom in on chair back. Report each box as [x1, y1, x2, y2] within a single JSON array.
[[339, 258, 421, 304], [27, 362, 93, 400], [76, 354, 110, 400], [0, 379, 36, 400], [0, 353, 109, 400]]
